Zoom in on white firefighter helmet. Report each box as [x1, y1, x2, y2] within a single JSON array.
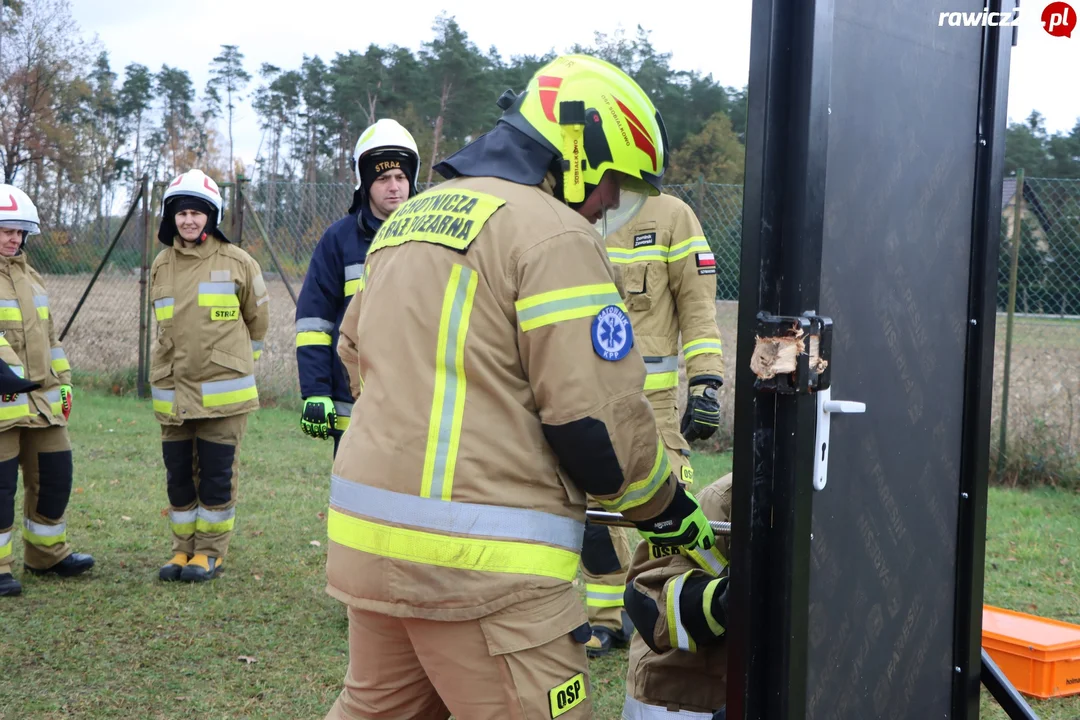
[[352, 119, 421, 192], [159, 169, 229, 245], [0, 184, 41, 235], [162, 169, 224, 223]]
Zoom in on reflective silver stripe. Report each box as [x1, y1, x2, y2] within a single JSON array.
[[0, 392, 28, 409], [0, 299, 19, 308], [198, 281, 236, 294], [330, 476, 584, 551], [333, 401, 353, 417], [0, 530, 12, 546], [33, 294, 48, 308], [151, 387, 175, 403], [9, 365, 23, 378], [251, 340, 264, 352], [296, 317, 335, 334], [24, 518, 65, 537], [586, 587, 623, 603], [344, 263, 365, 281], [621, 695, 714, 720], [46, 389, 61, 404], [643, 356, 679, 373], [202, 375, 256, 396], [197, 507, 235, 523], [154, 297, 174, 310], [51, 348, 67, 362], [169, 509, 197, 524], [671, 573, 692, 651]]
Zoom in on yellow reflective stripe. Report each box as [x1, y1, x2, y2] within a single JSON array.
[[0, 402, 30, 420], [327, 508, 579, 582], [703, 579, 726, 637], [0, 308, 22, 321], [515, 283, 625, 332], [296, 331, 333, 347], [421, 265, 479, 501], [585, 583, 625, 608], [196, 518, 235, 534], [201, 376, 258, 408], [683, 338, 724, 360], [0, 537, 11, 560], [22, 520, 67, 547], [344, 278, 361, 296], [599, 438, 670, 513], [152, 387, 175, 416], [198, 294, 239, 307], [155, 306, 174, 321], [606, 245, 670, 264], [667, 236, 711, 263], [666, 571, 697, 652], [37, 306, 49, 320], [644, 372, 679, 390]]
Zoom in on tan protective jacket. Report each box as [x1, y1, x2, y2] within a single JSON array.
[[624, 474, 732, 716], [0, 253, 70, 430], [329, 175, 679, 629], [607, 193, 725, 410], [149, 236, 270, 424]]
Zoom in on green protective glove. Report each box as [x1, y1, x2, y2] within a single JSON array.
[[60, 384, 74, 421], [300, 396, 336, 439], [635, 482, 728, 577]]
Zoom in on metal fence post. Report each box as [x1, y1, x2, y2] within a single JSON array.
[[242, 187, 298, 306], [695, 174, 705, 218], [136, 175, 150, 398], [996, 168, 1024, 480]]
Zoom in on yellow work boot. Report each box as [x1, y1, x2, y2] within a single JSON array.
[[159, 553, 188, 582], [179, 554, 221, 583]]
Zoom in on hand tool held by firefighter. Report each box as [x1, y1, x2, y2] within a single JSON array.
[[559, 100, 586, 204]]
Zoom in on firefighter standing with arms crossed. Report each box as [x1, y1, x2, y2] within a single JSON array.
[[0, 185, 92, 597], [149, 170, 270, 583], [295, 119, 421, 453], [582, 191, 726, 656], [323, 55, 727, 719]]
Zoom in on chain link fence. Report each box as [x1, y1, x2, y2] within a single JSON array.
[[23, 174, 1080, 481]]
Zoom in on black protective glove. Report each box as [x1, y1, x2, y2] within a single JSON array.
[[681, 377, 722, 442]]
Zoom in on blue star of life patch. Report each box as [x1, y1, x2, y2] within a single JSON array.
[[591, 305, 633, 361]]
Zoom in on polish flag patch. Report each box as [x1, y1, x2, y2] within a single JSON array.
[[695, 252, 716, 268]]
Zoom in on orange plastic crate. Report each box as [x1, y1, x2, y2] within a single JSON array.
[[982, 605, 1080, 699]]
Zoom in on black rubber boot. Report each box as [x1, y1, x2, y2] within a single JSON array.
[[25, 552, 95, 577], [179, 554, 220, 582], [0, 572, 22, 596], [158, 553, 189, 582]]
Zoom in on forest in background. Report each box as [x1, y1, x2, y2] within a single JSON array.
[[2, 0, 1079, 233]]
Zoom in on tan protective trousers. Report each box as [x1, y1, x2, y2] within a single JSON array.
[[580, 404, 692, 631], [0, 425, 74, 573], [325, 605, 593, 720], [160, 414, 247, 560]]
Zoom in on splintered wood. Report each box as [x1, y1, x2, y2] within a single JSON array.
[[749, 324, 829, 380]]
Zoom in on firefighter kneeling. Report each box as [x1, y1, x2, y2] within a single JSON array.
[[622, 473, 733, 720], [149, 170, 270, 583]]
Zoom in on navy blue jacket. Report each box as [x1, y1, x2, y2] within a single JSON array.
[[295, 211, 375, 414]]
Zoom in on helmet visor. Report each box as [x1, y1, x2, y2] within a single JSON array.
[[0, 220, 40, 235], [600, 189, 648, 238]]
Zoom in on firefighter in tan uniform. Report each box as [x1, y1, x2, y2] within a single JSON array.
[[149, 170, 270, 583], [583, 193, 726, 655], [0, 184, 94, 597], [622, 474, 732, 720], [323, 55, 728, 720]]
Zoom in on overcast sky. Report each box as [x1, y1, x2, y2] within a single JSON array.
[[71, 0, 1079, 175]]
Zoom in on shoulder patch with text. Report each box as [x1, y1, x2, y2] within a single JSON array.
[[369, 189, 506, 254], [696, 251, 717, 275], [591, 305, 633, 361], [549, 673, 587, 718]]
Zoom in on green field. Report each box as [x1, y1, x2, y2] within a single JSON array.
[[2, 393, 1077, 719]]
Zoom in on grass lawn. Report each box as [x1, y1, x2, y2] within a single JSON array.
[[2, 392, 1077, 719]]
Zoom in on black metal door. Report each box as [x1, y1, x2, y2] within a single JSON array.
[[727, 1, 1014, 719]]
